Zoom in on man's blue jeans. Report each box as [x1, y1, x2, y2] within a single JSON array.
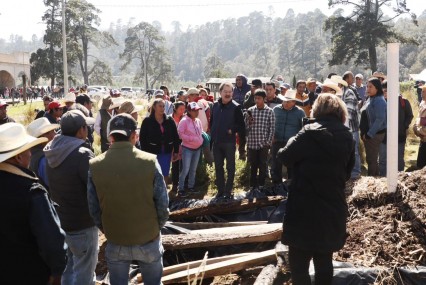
[[178, 146, 201, 191], [106, 235, 164, 285], [62, 226, 99, 285], [351, 131, 361, 179]]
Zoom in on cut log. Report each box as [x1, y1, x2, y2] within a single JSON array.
[[168, 221, 268, 230], [162, 223, 282, 250], [161, 249, 276, 284], [253, 264, 279, 285], [169, 196, 285, 220]]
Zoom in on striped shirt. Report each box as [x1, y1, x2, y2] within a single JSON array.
[[342, 87, 360, 132], [245, 105, 275, 150]]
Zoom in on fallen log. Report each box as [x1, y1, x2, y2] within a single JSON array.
[[161, 249, 276, 284], [253, 242, 289, 285], [162, 223, 282, 250], [169, 196, 285, 220], [253, 264, 279, 285]]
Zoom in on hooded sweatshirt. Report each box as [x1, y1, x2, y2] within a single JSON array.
[[44, 135, 95, 231], [233, 74, 251, 106]]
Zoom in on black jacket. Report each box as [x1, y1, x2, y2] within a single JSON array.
[[210, 98, 245, 144], [277, 116, 355, 252], [139, 114, 180, 155], [0, 163, 67, 284]]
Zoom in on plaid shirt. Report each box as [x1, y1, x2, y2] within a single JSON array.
[[245, 105, 275, 150], [342, 87, 360, 132]]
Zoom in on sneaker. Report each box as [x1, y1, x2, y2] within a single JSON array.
[[188, 188, 199, 194]]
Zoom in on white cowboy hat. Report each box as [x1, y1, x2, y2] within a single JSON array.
[[321, 78, 343, 96], [64, 92, 76, 103], [109, 97, 126, 110], [278, 89, 301, 102], [118, 100, 144, 114], [0, 123, 48, 163], [26, 118, 59, 138], [330, 75, 348, 87]]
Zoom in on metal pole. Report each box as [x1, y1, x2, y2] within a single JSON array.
[[62, 0, 69, 96], [386, 43, 399, 193]]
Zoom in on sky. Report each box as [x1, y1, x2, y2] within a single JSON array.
[[0, 0, 423, 42]]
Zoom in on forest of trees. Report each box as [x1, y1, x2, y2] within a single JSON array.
[[0, 1, 425, 89]]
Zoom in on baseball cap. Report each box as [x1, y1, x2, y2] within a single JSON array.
[[108, 113, 137, 137], [76, 94, 95, 105], [60, 110, 95, 134], [250, 79, 262, 87], [48, 101, 65, 110], [355, 74, 364, 79], [187, 88, 199, 96], [154, 89, 164, 97], [280, 83, 291, 89], [187, 102, 202, 111]]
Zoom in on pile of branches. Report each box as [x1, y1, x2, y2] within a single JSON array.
[[335, 168, 426, 268]]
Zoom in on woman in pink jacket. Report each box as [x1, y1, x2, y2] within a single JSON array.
[[177, 102, 203, 197]]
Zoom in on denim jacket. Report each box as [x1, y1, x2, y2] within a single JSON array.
[[365, 94, 387, 138]]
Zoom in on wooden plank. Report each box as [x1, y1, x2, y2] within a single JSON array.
[[169, 196, 285, 220], [168, 221, 268, 230], [162, 223, 282, 250], [162, 252, 252, 276], [162, 249, 276, 284]]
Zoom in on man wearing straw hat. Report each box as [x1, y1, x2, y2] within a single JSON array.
[[0, 123, 67, 285], [27, 117, 60, 188]]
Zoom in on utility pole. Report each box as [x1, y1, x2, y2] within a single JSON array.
[[62, 0, 69, 96]]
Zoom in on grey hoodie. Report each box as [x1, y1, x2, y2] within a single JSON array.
[[44, 135, 86, 168], [44, 135, 95, 231]]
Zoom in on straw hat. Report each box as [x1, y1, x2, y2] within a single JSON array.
[[321, 79, 343, 96], [26, 118, 59, 138], [109, 97, 126, 110], [278, 90, 301, 102], [0, 123, 48, 163], [64, 92, 76, 103], [330, 75, 348, 87], [118, 100, 144, 114]]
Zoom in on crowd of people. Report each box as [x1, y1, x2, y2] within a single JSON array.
[[1, 70, 426, 285]]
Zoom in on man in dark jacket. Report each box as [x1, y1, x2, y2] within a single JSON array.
[[233, 74, 250, 160], [44, 110, 98, 285], [0, 122, 67, 285], [211, 82, 245, 199], [277, 94, 355, 285], [379, 80, 414, 176]]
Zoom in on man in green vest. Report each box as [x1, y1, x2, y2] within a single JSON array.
[[87, 113, 169, 285]]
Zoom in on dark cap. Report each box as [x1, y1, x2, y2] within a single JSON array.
[[108, 113, 137, 137], [251, 79, 262, 87], [76, 94, 94, 105], [60, 110, 95, 134]]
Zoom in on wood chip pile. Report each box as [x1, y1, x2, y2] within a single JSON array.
[[335, 168, 426, 267]]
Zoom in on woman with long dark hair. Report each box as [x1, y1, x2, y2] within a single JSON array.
[[360, 77, 387, 176], [277, 93, 355, 285], [139, 98, 180, 182]]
